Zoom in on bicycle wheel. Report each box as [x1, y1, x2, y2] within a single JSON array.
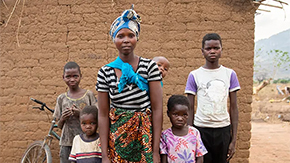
[[21, 141, 52, 163]]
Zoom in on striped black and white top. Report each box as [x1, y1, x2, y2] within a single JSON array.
[[96, 57, 162, 111]]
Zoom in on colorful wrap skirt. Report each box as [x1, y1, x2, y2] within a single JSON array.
[[109, 108, 153, 163]]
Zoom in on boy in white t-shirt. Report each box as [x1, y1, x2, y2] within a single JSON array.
[[69, 105, 102, 163], [185, 33, 240, 163]]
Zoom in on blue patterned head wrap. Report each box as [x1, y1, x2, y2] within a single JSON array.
[[109, 5, 141, 41]]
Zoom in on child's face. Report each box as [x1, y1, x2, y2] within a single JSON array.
[[168, 104, 189, 129], [155, 58, 170, 78], [63, 68, 81, 90], [80, 113, 98, 137], [202, 40, 222, 63]]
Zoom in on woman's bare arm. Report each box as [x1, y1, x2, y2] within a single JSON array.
[[149, 81, 163, 163], [97, 92, 111, 162]]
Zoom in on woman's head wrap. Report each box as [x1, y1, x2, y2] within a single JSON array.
[[109, 5, 141, 41]]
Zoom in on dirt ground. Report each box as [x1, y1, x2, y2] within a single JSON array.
[[250, 84, 290, 163]]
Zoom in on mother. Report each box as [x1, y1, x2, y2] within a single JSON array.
[[96, 6, 163, 163]]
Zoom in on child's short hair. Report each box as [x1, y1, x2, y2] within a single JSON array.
[[80, 105, 98, 120], [202, 33, 222, 48], [63, 61, 81, 74], [167, 95, 190, 112]]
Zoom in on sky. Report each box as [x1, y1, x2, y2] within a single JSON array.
[[255, 0, 290, 42]]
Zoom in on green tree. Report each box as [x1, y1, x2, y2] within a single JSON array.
[[267, 49, 290, 79], [254, 48, 269, 83]]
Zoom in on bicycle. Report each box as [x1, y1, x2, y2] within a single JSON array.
[[21, 98, 60, 163]]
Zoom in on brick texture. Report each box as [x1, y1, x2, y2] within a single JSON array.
[[0, 0, 255, 162]]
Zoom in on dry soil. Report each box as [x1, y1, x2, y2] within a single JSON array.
[[250, 84, 290, 163]]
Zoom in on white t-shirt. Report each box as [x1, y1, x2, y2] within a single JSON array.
[[69, 134, 102, 163], [185, 66, 240, 128]]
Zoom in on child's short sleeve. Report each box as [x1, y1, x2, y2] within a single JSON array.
[[159, 131, 167, 155], [96, 67, 109, 92], [53, 95, 63, 120], [147, 60, 162, 82], [195, 129, 208, 157], [229, 70, 240, 92], [68, 136, 78, 162], [185, 73, 197, 95], [87, 90, 97, 106]]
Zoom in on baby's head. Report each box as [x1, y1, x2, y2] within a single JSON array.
[[80, 105, 98, 137], [152, 56, 170, 78], [167, 95, 190, 129]]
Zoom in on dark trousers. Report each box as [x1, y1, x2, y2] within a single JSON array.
[[60, 146, 72, 163], [195, 125, 231, 163]]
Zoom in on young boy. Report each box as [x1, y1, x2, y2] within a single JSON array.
[[69, 105, 102, 162], [185, 33, 240, 163], [160, 95, 207, 163], [152, 56, 170, 79], [53, 61, 96, 163]]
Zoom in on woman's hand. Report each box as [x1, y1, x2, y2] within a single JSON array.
[[101, 156, 111, 163], [153, 152, 161, 163]]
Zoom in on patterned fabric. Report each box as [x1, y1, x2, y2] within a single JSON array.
[[106, 56, 148, 93], [53, 90, 96, 146], [109, 7, 141, 41], [108, 107, 153, 163], [69, 134, 102, 163], [184, 66, 240, 128], [160, 126, 208, 163], [96, 57, 161, 112]]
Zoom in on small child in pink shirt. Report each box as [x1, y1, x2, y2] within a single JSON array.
[[160, 95, 207, 163]]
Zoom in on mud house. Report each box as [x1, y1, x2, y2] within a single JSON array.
[[1, 0, 256, 162]]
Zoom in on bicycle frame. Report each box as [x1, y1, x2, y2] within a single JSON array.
[[21, 98, 61, 163], [30, 98, 60, 143], [43, 118, 60, 147]]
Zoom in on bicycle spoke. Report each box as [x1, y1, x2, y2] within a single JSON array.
[[25, 154, 32, 163], [36, 147, 44, 163], [41, 156, 46, 163], [24, 146, 35, 163], [22, 144, 47, 163], [33, 146, 39, 163]]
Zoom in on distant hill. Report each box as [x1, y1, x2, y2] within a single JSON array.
[[254, 28, 290, 80]]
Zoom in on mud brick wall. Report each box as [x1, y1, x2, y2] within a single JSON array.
[[0, 0, 255, 162]]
